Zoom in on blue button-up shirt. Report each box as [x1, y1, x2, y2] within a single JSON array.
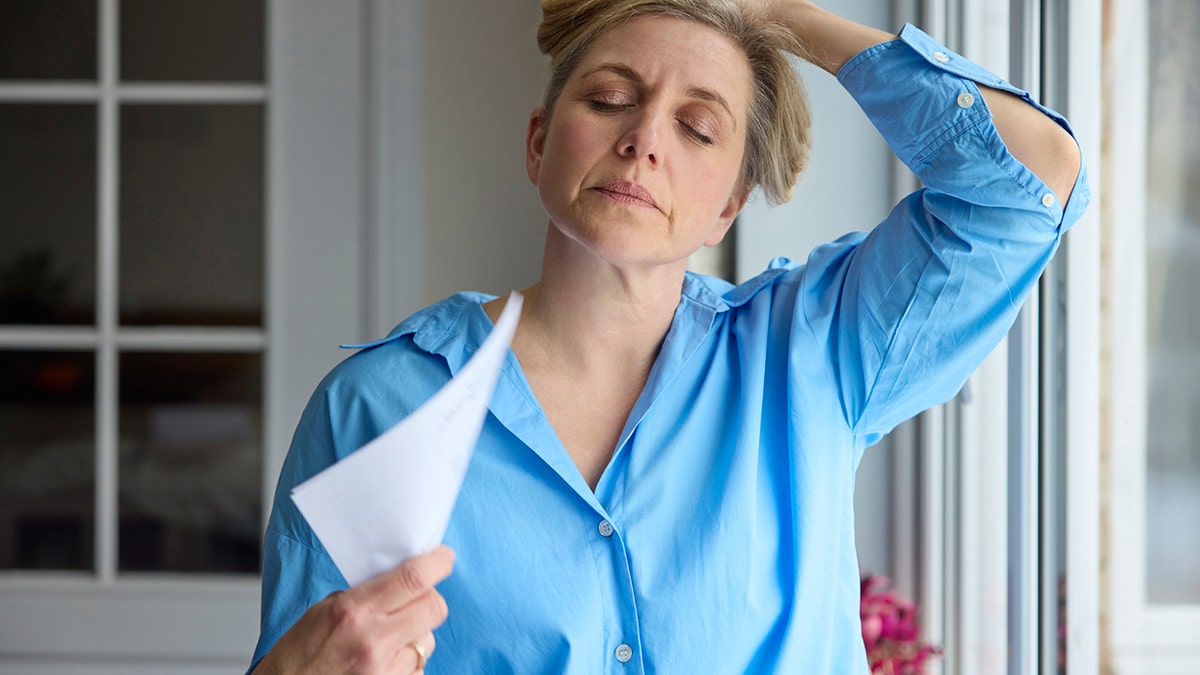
[[252, 24, 1090, 674]]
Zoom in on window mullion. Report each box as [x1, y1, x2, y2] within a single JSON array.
[[0, 84, 100, 102], [918, 405, 946, 672], [1039, 259, 1065, 675], [96, 0, 119, 585], [1007, 297, 1041, 675], [1005, 1, 1043, 673], [0, 327, 98, 350], [1038, 15, 1065, 674], [115, 83, 267, 103], [1058, 0, 1103, 671]]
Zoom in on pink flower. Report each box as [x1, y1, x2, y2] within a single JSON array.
[[860, 575, 942, 675]]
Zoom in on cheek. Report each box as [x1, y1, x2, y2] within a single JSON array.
[[682, 151, 744, 214], [545, 117, 603, 171], [537, 121, 597, 215]]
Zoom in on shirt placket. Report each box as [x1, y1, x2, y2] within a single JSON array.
[[588, 506, 647, 673]]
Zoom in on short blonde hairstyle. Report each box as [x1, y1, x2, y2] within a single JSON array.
[[538, 0, 811, 205]]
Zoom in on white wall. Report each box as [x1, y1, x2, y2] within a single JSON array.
[[420, 0, 549, 305]]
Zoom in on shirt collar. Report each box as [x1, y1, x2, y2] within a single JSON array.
[[341, 260, 797, 366]]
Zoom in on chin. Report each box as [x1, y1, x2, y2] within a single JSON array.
[[547, 208, 695, 270]]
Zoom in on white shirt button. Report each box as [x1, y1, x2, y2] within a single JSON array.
[[934, 51, 950, 63], [598, 520, 614, 537], [1041, 193, 1055, 207], [615, 644, 633, 663], [957, 92, 975, 109]]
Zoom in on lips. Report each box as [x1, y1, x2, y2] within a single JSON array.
[[593, 180, 658, 209]]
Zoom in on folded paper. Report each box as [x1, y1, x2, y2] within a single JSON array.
[[292, 292, 523, 586]]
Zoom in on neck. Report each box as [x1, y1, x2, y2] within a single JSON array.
[[490, 223, 688, 376]]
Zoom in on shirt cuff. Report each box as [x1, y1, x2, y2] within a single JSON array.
[[836, 23, 1090, 232], [837, 23, 1073, 168]]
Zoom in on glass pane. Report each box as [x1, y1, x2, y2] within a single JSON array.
[[120, 0, 264, 82], [0, 0, 96, 80], [119, 105, 264, 326], [0, 351, 95, 571], [118, 352, 261, 573], [1145, 0, 1200, 605], [0, 104, 97, 325]]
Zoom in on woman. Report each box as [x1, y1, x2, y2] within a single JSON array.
[[251, 0, 1086, 672]]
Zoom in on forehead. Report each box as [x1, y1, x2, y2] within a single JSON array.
[[573, 15, 753, 110]]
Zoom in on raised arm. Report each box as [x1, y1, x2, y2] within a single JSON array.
[[756, 0, 1081, 203], [737, 1, 1090, 437]]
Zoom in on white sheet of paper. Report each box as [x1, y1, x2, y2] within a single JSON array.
[[291, 292, 523, 586]]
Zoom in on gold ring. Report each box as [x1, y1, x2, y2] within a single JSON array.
[[409, 639, 427, 671]]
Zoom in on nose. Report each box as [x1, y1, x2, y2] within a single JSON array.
[[616, 111, 661, 165]]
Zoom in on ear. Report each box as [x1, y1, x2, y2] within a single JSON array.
[[526, 107, 548, 186], [704, 184, 750, 247]]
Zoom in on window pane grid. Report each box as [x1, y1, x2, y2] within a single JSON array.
[[1, 0, 266, 581]]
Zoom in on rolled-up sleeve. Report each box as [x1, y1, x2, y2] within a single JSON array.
[[793, 23, 1090, 442]]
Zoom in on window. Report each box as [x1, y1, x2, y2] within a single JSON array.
[[1104, 0, 1200, 670], [1141, 0, 1200, 610], [0, 0, 267, 581]]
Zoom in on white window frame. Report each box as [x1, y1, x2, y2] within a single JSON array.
[[1103, 0, 1200, 671]]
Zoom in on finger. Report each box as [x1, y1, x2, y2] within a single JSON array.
[[375, 589, 447, 672], [353, 546, 456, 613], [383, 586, 450, 638]]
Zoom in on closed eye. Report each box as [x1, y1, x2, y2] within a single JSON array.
[[677, 113, 717, 146], [588, 100, 633, 112], [679, 121, 714, 145]]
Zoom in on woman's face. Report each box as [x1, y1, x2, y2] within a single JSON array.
[[527, 15, 753, 270]]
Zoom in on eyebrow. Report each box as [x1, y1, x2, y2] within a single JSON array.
[[580, 62, 738, 130]]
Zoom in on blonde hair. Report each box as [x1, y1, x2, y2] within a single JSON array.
[[537, 0, 811, 205]]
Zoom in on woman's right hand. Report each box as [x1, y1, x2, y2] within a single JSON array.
[[741, 0, 894, 75], [253, 545, 455, 675]]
